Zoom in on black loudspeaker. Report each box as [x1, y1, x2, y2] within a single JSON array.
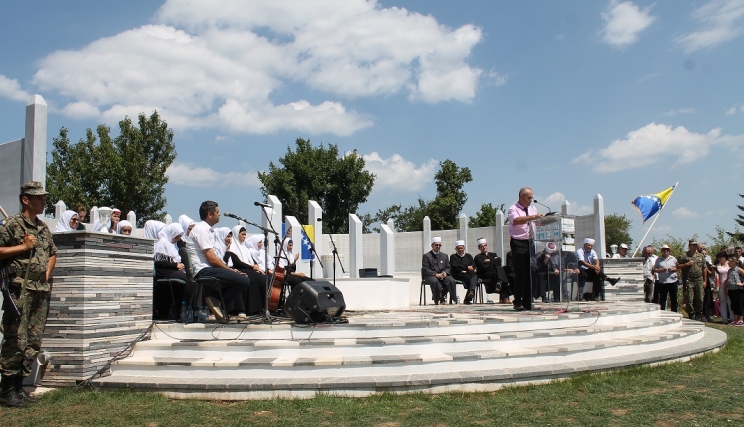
[[285, 281, 346, 324]]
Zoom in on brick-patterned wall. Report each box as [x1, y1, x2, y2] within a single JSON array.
[[41, 232, 153, 385]]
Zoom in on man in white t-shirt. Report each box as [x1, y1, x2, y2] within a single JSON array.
[[612, 243, 630, 259], [187, 201, 263, 320]]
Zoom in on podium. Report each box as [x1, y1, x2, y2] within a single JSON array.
[[532, 214, 577, 303]]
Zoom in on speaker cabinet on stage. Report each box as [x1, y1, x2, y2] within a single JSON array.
[[285, 281, 346, 324]]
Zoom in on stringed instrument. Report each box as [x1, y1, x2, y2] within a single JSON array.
[[268, 227, 292, 312]]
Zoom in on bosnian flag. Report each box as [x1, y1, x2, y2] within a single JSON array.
[[631, 184, 676, 223], [300, 225, 314, 260]]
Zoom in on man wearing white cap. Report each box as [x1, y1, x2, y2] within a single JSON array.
[[577, 238, 602, 301], [535, 242, 561, 302], [612, 243, 630, 259], [474, 238, 510, 303], [450, 240, 478, 304], [422, 237, 457, 305]]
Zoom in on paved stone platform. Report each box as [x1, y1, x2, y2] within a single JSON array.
[[91, 301, 726, 400]]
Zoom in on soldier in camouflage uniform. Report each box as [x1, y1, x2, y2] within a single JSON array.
[[677, 239, 707, 321], [0, 181, 56, 407]]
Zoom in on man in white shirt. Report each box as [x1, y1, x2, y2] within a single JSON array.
[[642, 245, 658, 303], [612, 243, 630, 258], [187, 201, 263, 320]]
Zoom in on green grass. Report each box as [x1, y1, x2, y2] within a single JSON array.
[[2, 324, 743, 427]]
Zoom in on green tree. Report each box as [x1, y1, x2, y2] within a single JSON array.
[[258, 138, 375, 234], [650, 233, 699, 258], [46, 111, 176, 226], [604, 213, 633, 254], [468, 202, 507, 228], [729, 192, 744, 243], [708, 225, 742, 255]]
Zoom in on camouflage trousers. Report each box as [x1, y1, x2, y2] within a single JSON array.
[[683, 279, 704, 317], [643, 278, 654, 303], [0, 286, 50, 377]]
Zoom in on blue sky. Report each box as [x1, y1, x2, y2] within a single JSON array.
[[1, 0, 743, 249]]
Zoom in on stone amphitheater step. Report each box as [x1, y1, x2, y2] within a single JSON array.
[[92, 302, 726, 399]]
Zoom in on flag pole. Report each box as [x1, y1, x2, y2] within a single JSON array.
[[632, 182, 679, 257]]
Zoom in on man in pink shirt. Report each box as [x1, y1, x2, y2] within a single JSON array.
[[507, 187, 544, 311]]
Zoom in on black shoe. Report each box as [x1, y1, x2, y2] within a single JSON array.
[[608, 277, 621, 286], [0, 376, 24, 408], [14, 376, 36, 404], [513, 305, 526, 311], [464, 290, 474, 305]]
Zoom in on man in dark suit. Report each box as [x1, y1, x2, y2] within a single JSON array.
[[450, 240, 478, 304], [422, 236, 457, 305]]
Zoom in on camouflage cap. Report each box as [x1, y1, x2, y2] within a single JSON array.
[[688, 239, 699, 246], [20, 181, 51, 196]]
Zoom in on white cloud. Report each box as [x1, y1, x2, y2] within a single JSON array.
[[572, 122, 744, 173], [673, 207, 700, 218], [485, 68, 508, 87], [166, 162, 261, 188], [30, 0, 484, 135], [540, 192, 593, 215], [726, 103, 744, 115], [663, 108, 695, 116], [362, 152, 437, 193], [0, 75, 31, 102], [60, 101, 101, 120], [599, 1, 656, 48], [676, 0, 744, 53]]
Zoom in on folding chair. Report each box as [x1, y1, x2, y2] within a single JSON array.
[[179, 247, 229, 323]]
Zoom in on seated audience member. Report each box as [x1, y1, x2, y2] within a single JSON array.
[[108, 208, 122, 233], [535, 242, 561, 302], [213, 227, 232, 261], [186, 201, 263, 320], [475, 238, 510, 304], [654, 244, 680, 312], [450, 240, 478, 304], [612, 243, 630, 258], [116, 220, 133, 235], [54, 210, 80, 233], [178, 215, 196, 244], [577, 238, 601, 301], [143, 220, 166, 240], [73, 205, 87, 230], [153, 223, 196, 319], [277, 239, 308, 289], [225, 226, 271, 294], [422, 236, 456, 305]]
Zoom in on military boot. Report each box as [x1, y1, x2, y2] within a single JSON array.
[[15, 375, 37, 404], [0, 375, 25, 408]]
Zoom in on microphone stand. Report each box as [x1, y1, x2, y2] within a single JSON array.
[[256, 207, 282, 324], [327, 232, 346, 287]]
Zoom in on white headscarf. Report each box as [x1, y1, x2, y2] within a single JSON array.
[[245, 235, 269, 269], [228, 225, 253, 265], [178, 215, 196, 243], [154, 223, 183, 262], [91, 220, 106, 233], [116, 220, 133, 234], [278, 239, 294, 268], [54, 210, 79, 233], [143, 220, 166, 240], [213, 227, 232, 260]]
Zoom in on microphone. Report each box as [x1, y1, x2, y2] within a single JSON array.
[[533, 200, 556, 216], [316, 218, 322, 222], [254, 201, 271, 208], [223, 212, 244, 221]]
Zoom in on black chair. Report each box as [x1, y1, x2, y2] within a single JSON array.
[[419, 278, 428, 306], [153, 265, 186, 320], [179, 247, 229, 323]]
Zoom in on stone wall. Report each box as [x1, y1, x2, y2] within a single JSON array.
[[41, 232, 153, 385]]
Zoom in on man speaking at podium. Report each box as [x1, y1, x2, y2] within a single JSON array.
[[507, 187, 544, 311]]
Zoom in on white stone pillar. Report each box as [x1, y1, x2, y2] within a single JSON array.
[[562, 200, 571, 216], [349, 214, 363, 278], [90, 207, 99, 225], [594, 194, 606, 258], [458, 213, 468, 249], [422, 216, 431, 254], [284, 215, 310, 276], [266, 195, 283, 263], [308, 200, 323, 278], [380, 224, 394, 276], [54, 200, 66, 219], [22, 95, 47, 186], [387, 218, 394, 232], [495, 210, 506, 258], [127, 211, 137, 229]]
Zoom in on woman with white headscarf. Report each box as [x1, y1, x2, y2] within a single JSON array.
[[245, 235, 268, 274], [153, 223, 197, 319], [178, 215, 196, 244], [225, 226, 269, 314], [213, 227, 232, 262], [143, 220, 166, 240], [54, 210, 80, 233], [115, 220, 133, 235], [277, 239, 307, 290]]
